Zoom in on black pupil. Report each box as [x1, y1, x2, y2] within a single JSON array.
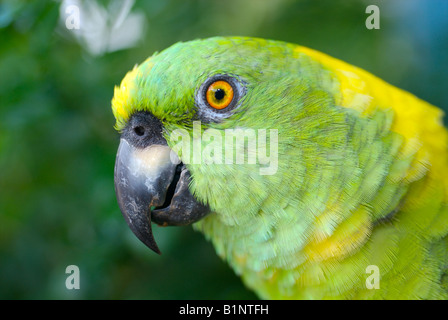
[[214, 88, 225, 100]]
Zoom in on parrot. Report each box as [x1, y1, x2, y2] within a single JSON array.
[[111, 36, 448, 299]]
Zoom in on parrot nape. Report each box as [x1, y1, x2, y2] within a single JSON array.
[[111, 37, 448, 299]]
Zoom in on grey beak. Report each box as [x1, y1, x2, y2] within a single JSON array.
[[114, 138, 209, 254]]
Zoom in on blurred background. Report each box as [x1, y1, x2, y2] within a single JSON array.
[[0, 0, 447, 299]]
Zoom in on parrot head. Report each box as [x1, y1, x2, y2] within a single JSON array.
[[111, 36, 448, 300], [111, 36, 340, 254]]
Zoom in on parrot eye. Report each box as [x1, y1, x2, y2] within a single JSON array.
[[196, 74, 246, 122], [205, 80, 234, 110]]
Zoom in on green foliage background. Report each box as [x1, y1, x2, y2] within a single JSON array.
[[0, 0, 447, 299]]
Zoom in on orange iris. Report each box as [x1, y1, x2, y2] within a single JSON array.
[[206, 80, 234, 110]]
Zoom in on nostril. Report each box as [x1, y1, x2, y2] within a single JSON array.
[[134, 126, 145, 136]]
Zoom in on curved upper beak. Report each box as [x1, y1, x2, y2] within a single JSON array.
[[114, 138, 209, 254]]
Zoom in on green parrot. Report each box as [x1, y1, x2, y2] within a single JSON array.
[[111, 36, 448, 299]]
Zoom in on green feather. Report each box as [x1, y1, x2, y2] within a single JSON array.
[[112, 37, 448, 299]]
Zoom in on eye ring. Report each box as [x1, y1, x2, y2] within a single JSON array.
[[197, 74, 245, 111], [205, 80, 234, 110], [195, 74, 246, 122]]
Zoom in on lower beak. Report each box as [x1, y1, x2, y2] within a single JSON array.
[[114, 138, 209, 254]]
